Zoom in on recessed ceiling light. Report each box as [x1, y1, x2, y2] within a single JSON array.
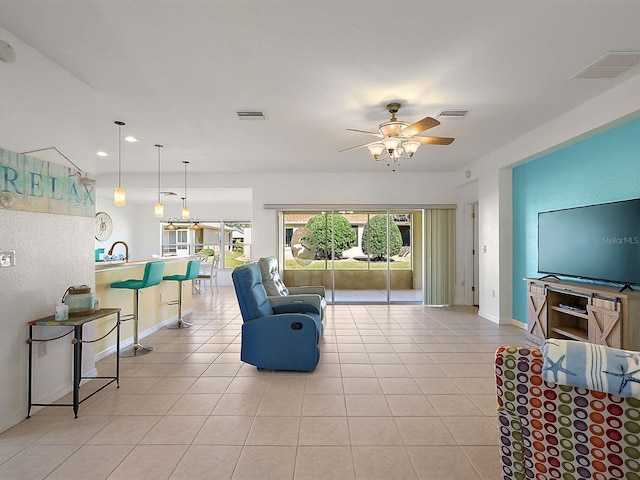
[[96, 151, 108, 157], [124, 136, 138, 142]]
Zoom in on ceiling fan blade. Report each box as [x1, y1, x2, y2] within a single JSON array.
[[339, 141, 378, 153], [413, 136, 455, 145], [401, 116, 440, 136], [346, 128, 382, 137]]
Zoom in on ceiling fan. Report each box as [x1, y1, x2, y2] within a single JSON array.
[[340, 103, 454, 167]]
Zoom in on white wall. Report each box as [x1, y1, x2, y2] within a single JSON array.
[[0, 27, 97, 432], [97, 170, 467, 297]]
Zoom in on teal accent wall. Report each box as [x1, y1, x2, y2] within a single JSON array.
[[512, 117, 640, 324]]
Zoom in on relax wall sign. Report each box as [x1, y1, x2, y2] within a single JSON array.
[[0, 147, 94, 217]]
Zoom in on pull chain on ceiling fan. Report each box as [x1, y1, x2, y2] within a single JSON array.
[[340, 103, 454, 168]]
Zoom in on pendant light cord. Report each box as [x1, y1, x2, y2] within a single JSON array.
[[114, 120, 125, 189], [118, 124, 122, 189], [156, 145, 163, 203], [183, 160, 189, 206]]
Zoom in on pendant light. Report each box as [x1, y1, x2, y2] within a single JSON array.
[[154, 144, 164, 217], [181, 160, 190, 219], [113, 121, 126, 206]]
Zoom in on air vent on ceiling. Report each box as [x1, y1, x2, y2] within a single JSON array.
[[160, 191, 177, 196], [573, 52, 640, 79], [236, 111, 266, 120], [438, 110, 470, 118]]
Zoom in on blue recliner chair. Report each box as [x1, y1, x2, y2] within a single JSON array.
[[232, 262, 322, 372]]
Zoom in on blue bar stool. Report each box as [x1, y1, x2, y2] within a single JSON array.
[[163, 259, 201, 329], [111, 260, 165, 356]]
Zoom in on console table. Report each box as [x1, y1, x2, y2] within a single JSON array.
[[524, 278, 640, 350], [27, 308, 121, 418]]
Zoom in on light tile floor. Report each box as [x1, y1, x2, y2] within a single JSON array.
[[1, 288, 531, 480]]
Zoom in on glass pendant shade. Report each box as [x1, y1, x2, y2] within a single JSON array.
[[154, 202, 164, 217], [402, 141, 420, 157], [164, 222, 176, 231], [382, 137, 401, 154], [114, 187, 126, 206], [378, 121, 407, 136], [368, 143, 385, 160], [182, 206, 190, 219]]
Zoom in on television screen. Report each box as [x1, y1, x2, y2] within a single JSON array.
[[538, 198, 640, 286]]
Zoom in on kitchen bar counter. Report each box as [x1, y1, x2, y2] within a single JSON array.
[[93, 256, 196, 357], [95, 256, 193, 270]]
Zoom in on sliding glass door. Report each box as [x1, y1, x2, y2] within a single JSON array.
[[280, 208, 434, 304]]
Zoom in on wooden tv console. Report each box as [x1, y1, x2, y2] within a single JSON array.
[[525, 277, 640, 350]]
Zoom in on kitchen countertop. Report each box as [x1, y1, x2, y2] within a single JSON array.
[[95, 256, 195, 271]]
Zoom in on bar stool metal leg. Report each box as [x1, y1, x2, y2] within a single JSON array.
[[166, 280, 193, 329], [121, 289, 154, 357]]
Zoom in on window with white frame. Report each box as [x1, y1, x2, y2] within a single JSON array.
[[161, 221, 251, 269]]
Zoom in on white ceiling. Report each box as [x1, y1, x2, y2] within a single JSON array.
[[1, 1, 640, 178]]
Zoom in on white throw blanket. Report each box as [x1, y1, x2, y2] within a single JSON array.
[[541, 339, 640, 398]]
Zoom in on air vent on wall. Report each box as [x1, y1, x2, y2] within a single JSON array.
[[236, 111, 266, 120], [438, 110, 470, 118], [573, 52, 640, 79]]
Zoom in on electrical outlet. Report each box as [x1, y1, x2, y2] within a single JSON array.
[[0, 249, 15, 267], [160, 293, 165, 302], [38, 342, 47, 357]]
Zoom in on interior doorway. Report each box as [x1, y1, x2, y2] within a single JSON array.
[[466, 202, 480, 306]]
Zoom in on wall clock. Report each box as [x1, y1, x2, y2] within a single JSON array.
[[95, 212, 113, 241]]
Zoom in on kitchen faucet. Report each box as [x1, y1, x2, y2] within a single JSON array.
[[108, 241, 129, 262]]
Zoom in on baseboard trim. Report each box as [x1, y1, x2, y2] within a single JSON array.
[[511, 319, 527, 330], [478, 309, 500, 324]]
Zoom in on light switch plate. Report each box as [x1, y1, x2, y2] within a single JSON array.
[[0, 250, 16, 267]]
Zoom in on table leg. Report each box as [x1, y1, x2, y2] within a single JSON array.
[[116, 312, 120, 387], [27, 324, 33, 418], [72, 325, 82, 418]]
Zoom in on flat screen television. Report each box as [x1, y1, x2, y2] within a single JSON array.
[[538, 198, 640, 287]]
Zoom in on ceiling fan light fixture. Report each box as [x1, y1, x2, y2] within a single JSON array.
[[382, 137, 401, 154], [402, 141, 420, 157], [368, 143, 385, 160], [378, 121, 407, 137], [341, 103, 454, 170]]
